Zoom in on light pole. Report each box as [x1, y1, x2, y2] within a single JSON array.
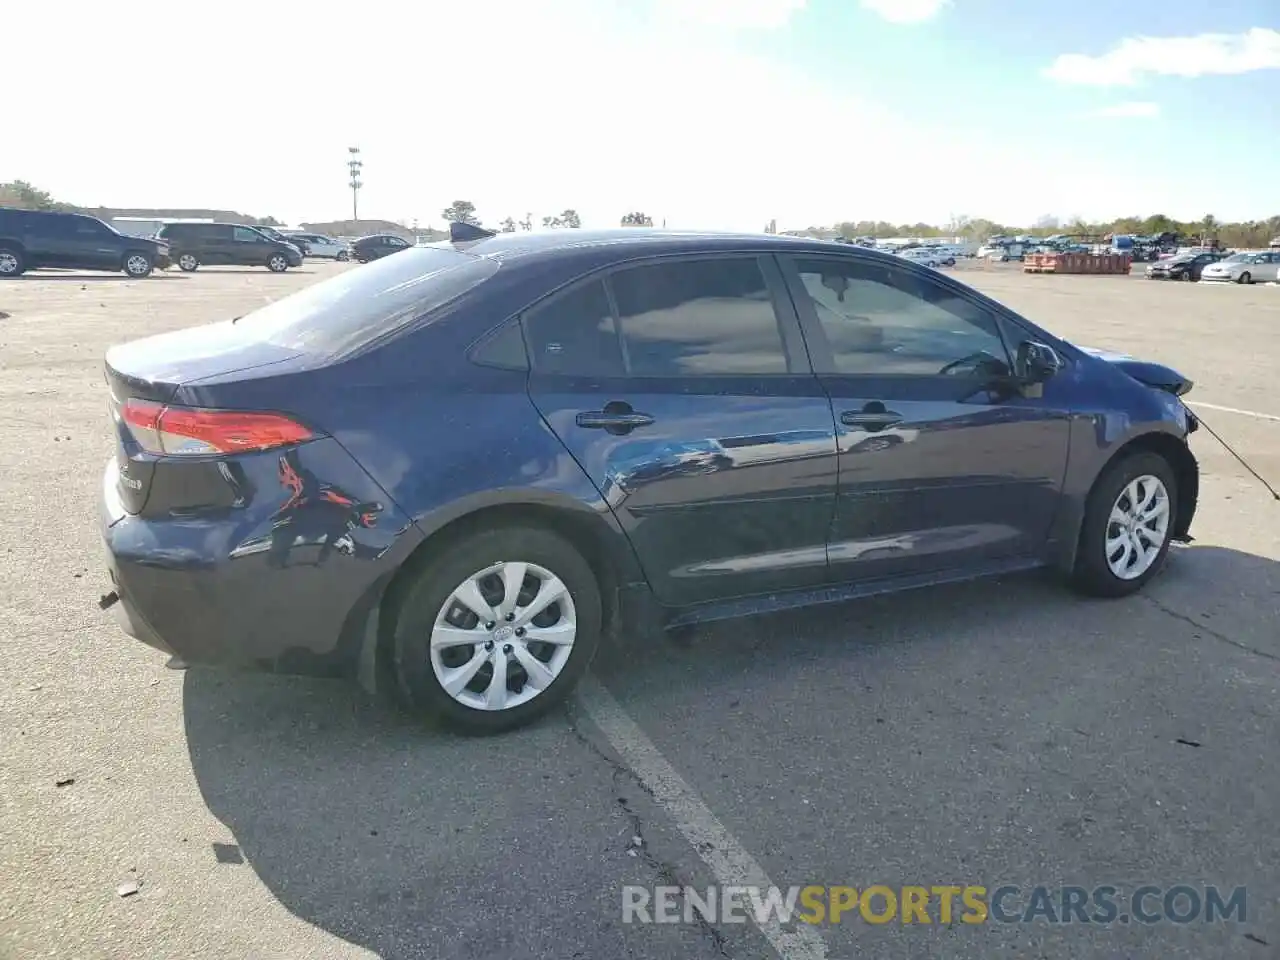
[[347, 147, 363, 223]]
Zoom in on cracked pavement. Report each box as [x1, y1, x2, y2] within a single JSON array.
[[1, 263, 1277, 959]]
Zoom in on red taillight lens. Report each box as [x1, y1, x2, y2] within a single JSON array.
[[120, 400, 313, 456]]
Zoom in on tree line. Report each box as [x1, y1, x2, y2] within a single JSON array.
[[5, 181, 1276, 247], [818, 213, 1280, 249]]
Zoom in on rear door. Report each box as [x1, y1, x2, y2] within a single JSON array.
[[778, 252, 1072, 584], [524, 254, 839, 607]]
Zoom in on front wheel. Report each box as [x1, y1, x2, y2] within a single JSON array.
[[391, 526, 602, 735], [1238, 271, 1251, 284], [177, 253, 199, 272], [336, 250, 349, 262], [123, 252, 154, 278], [1072, 451, 1177, 598], [267, 254, 289, 272]]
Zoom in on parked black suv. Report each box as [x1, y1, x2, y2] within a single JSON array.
[[352, 233, 413, 263], [156, 223, 304, 272], [0, 208, 168, 278]]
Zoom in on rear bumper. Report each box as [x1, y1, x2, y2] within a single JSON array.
[[99, 445, 420, 678]]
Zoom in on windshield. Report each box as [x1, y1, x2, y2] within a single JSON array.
[[234, 246, 499, 357], [1222, 253, 1249, 262]]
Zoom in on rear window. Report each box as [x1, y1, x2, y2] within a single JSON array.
[[234, 246, 499, 357]]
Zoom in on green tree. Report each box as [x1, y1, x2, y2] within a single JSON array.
[[500, 217, 517, 233], [560, 209, 581, 228], [519, 213, 533, 231], [620, 211, 653, 226], [0, 180, 73, 211], [542, 215, 562, 228], [441, 200, 480, 225]]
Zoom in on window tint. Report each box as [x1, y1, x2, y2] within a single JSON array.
[[794, 257, 1010, 377], [73, 217, 109, 236], [523, 280, 624, 376], [470, 320, 529, 371], [233, 226, 262, 242], [234, 247, 499, 357], [610, 258, 789, 376]]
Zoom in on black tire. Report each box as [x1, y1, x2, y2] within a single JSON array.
[[177, 253, 200, 272], [266, 254, 289, 273], [0, 245, 27, 277], [1238, 271, 1251, 284], [1071, 450, 1178, 598], [336, 250, 349, 262], [122, 252, 154, 278], [391, 526, 602, 735]]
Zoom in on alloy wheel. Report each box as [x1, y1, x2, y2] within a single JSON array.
[[0, 252, 18, 275], [1105, 474, 1170, 580], [125, 255, 150, 277], [430, 561, 576, 711]]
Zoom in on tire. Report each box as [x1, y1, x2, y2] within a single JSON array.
[[123, 252, 154, 278], [336, 250, 349, 262], [1071, 450, 1178, 598], [0, 246, 25, 277], [1238, 271, 1251, 284], [391, 525, 602, 735], [267, 254, 289, 273], [177, 253, 200, 272]]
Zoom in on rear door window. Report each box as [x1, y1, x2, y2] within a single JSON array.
[[609, 257, 793, 376], [523, 280, 624, 376], [236, 246, 499, 357]]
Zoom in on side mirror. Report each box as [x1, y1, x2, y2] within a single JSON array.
[[1015, 340, 1064, 384]]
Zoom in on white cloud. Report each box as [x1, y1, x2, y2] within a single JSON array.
[[650, 0, 806, 30], [1091, 101, 1161, 118], [859, 0, 951, 25], [1046, 27, 1280, 86]]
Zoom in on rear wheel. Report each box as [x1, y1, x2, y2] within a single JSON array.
[[391, 526, 602, 735], [336, 250, 349, 262], [123, 252, 154, 278], [267, 254, 289, 272], [0, 246, 25, 277], [177, 253, 200, 272], [1072, 451, 1177, 598], [1238, 271, 1252, 284]]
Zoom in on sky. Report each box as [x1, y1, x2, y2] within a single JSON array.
[[4, 0, 1278, 231]]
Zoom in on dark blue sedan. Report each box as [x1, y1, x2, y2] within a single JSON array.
[[100, 225, 1199, 733]]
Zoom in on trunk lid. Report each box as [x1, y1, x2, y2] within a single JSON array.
[[105, 320, 306, 513]]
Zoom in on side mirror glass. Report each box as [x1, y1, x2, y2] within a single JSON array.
[[1015, 340, 1063, 384]]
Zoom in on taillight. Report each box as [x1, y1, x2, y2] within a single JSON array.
[[120, 400, 313, 456]]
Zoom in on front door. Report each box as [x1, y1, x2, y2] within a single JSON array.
[[524, 255, 838, 607], [232, 226, 269, 266], [778, 253, 1072, 584]]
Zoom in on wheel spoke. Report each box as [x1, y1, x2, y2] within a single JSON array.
[[484, 650, 509, 710], [452, 577, 495, 622], [431, 624, 483, 650], [515, 575, 567, 625], [524, 620, 575, 646], [441, 648, 489, 696], [497, 562, 527, 618], [512, 644, 556, 690], [1142, 498, 1169, 522]]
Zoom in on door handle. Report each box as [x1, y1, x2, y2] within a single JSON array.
[[841, 410, 903, 431], [576, 402, 655, 433]]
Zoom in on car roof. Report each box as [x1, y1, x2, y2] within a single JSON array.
[[441, 228, 897, 266]]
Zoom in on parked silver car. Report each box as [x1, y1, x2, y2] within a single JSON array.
[[1198, 250, 1280, 284], [284, 233, 351, 261]]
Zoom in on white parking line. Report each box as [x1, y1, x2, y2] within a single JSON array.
[[578, 677, 829, 960], [1188, 401, 1280, 423]]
